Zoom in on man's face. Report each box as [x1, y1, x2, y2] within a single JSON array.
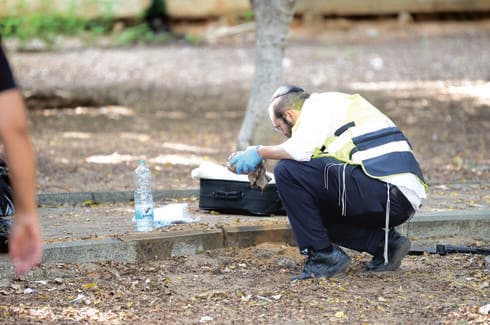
[[272, 112, 295, 138]]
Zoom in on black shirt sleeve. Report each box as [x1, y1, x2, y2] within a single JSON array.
[[0, 44, 17, 92]]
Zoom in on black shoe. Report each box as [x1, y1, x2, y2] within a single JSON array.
[[364, 230, 411, 272], [291, 245, 351, 281]]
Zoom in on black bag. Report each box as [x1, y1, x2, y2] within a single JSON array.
[[198, 178, 285, 216], [0, 158, 13, 252], [0, 159, 14, 216]]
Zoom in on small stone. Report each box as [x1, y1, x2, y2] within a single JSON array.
[[254, 248, 274, 259], [24, 288, 37, 294], [485, 255, 490, 270], [276, 257, 297, 269], [479, 303, 490, 315], [199, 316, 213, 323], [0, 278, 10, 288]]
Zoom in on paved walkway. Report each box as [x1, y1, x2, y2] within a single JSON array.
[[37, 182, 490, 245]]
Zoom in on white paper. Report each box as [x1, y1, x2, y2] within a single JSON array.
[[153, 203, 199, 228]]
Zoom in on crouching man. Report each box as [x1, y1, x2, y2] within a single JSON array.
[[228, 86, 427, 281]]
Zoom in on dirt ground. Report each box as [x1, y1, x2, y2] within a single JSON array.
[[0, 244, 488, 324], [0, 19, 489, 323]]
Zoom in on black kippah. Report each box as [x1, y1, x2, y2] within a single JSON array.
[[271, 85, 304, 101]]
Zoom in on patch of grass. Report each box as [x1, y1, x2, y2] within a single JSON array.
[[116, 24, 154, 45], [0, 14, 195, 47], [241, 9, 255, 22], [117, 23, 172, 45], [0, 14, 113, 43], [0, 1, 203, 48], [183, 33, 204, 46]]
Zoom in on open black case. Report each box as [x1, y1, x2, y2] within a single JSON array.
[[192, 162, 285, 216]]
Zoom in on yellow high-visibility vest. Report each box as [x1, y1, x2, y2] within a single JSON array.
[[311, 94, 427, 189]]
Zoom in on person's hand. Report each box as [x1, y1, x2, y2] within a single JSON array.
[[228, 146, 263, 174], [8, 215, 43, 276]]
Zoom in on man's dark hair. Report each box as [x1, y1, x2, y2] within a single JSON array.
[[270, 85, 310, 118]]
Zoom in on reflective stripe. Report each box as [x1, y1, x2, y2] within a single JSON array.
[[351, 141, 412, 163]]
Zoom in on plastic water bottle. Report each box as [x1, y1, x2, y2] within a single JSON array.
[[133, 160, 154, 232]]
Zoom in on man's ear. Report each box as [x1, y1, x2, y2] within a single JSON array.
[[284, 109, 298, 123]]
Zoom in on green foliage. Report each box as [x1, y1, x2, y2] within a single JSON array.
[[183, 33, 204, 45], [117, 24, 171, 45], [0, 1, 200, 47], [0, 14, 112, 43], [241, 9, 255, 22]]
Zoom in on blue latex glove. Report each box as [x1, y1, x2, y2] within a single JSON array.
[[229, 146, 263, 174]]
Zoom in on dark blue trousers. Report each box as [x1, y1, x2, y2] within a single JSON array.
[[274, 157, 414, 255]]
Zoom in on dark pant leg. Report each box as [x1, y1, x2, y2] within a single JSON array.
[[274, 158, 343, 252], [274, 157, 414, 254]]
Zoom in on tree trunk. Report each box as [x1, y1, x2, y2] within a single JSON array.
[[236, 0, 296, 150]]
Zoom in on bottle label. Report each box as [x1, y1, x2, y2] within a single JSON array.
[[135, 203, 154, 231]]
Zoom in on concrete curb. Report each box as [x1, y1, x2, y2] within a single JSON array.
[[399, 209, 490, 239], [38, 189, 200, 205], [38, 209, 489, 264], [25, 190, 490, 271]]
